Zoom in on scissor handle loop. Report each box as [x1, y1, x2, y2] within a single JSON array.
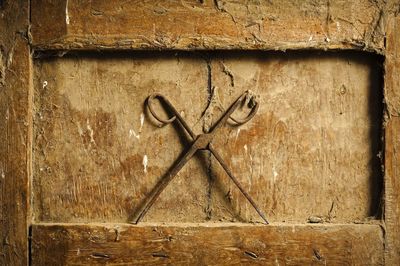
[[147, 93, 177, 125], [228, 92, 259, 126], [147, 93, 197, 139]]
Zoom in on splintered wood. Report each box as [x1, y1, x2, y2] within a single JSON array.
[[33, 51, 382, 224]]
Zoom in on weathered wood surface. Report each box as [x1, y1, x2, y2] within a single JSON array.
[[0, 1, 395, 264], [33, 53, 211, 223], [208, 52, 383, 223], [33, 52, 382, 224], [30, 0, 395, 52], [384, 16, 400, 265], [0, 0, 31, 265], [31, 223, 384, 265]]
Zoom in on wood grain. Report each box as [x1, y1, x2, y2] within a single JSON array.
[[31, 0, 389, 52], [384, 16, 400, 265], [31, 223, 384, 265], [0, 0, 31, 265], [32, 51, 383, 224], [208, 52, 383, 223], [2, 1, 395, 264], [33, 53, 211, 223]]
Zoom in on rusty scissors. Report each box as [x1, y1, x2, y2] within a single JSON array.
[[132, 91, 269, 224]]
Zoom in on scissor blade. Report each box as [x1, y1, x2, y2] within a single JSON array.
[[131, 143, 199, 224], [209, 145, 269, 224]]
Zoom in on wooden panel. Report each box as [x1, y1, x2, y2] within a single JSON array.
[[207, 52, 383, 223], [33, 53, 210, 223], [33, 51, 383, 224], [31, 0, 389, 52], [384, 16, 400, 265], [0, 0, 31, 265], [31, 223, 384, 265]]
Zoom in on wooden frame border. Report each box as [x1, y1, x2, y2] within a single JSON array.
[[383, 15, 400, 265], [31, 223, 384, 265], [1, 0, 399, 264], [0, 0, 31, 265], [30, 0, 391, 53]]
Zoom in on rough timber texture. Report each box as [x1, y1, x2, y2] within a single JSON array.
[[208, 52, 383, 223], [33, 53, 210, 223], [31, 0, 390, 52], [33, 52, 383, 224], [31, 223, 384, 265], [384, 16, 400, 265], [0, 0, 30, 265]]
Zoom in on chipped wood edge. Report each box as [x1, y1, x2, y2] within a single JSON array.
[[32, 35, 383, 53]]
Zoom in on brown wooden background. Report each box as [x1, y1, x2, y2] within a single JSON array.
[[0, 0, 399, 265]]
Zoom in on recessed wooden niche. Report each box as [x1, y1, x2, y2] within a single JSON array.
[[33, 51, 383, 224]]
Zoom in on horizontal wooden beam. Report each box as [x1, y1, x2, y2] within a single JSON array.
[[31, 0, 390, 52], [31, 223, 384, 265]]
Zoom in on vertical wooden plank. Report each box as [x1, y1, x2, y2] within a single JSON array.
[[384, 15, 400, 265], [0, 0, 30, 265]]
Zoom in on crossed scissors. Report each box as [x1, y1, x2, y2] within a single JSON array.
[[132, 91, 269, 224]]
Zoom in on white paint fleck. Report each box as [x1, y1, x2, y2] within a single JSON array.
[[76, 122, 83, 136], [86, 119, 95, 143], [65, 0, 70, 25], [129, 129, 140, 139], [1, 169, 4, 179], [308, 35, 313, 42], [336, 21, 341, 32], [325, 37, 331, 42], [42, 80, 48, 89], [272, 165, 278, 184], [272, 165, 278, 179], [235, 128, 241, 140], [244, 144, 248, 153], [143, 155, 148, 173], [139, 113, 145, 133]]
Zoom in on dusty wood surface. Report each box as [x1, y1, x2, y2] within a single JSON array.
[[0, 1, 396, 264], [33, 53, 210, 223], [31, 223, 384, 265], [30, 0, 395, 53], [384, 16, 400, 265], [33, 51, 383, 224], [208, 52, 384, 224], [0, 0, 31, 265]]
